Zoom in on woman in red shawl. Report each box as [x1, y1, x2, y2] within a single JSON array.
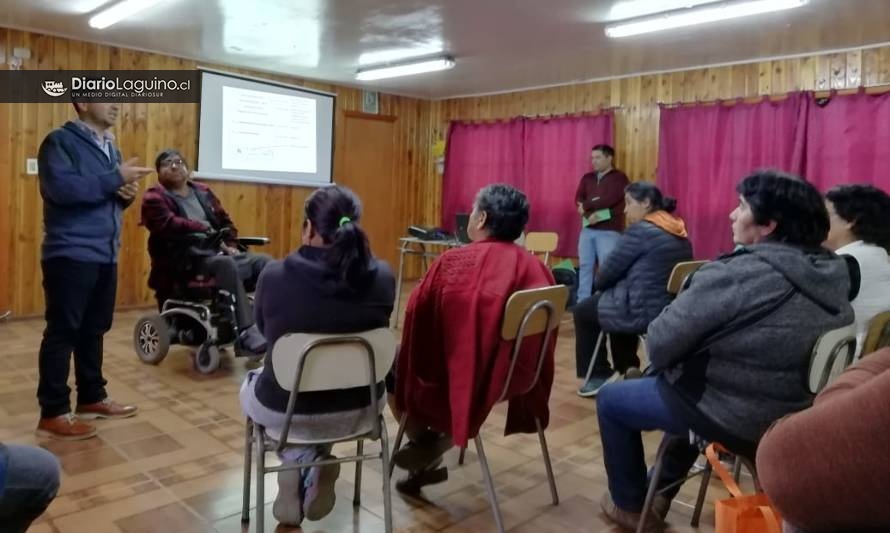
[[388, 184, 557, 492]]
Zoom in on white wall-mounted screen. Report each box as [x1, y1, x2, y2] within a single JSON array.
[[196, 69, 335, 187]]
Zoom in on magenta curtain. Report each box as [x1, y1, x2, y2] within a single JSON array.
[[804, 89, 890, 192], [442, 119, 525, 236], [442, 114, 613, 257], [657, 93, 809, 260]]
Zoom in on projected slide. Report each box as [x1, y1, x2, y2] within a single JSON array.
[[221, 86, 317, 173], [198, 70, 334, 187]]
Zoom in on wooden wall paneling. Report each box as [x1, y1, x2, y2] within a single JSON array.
[[863, 48, 881, 87], [846, 50, 862, 87], [799, 55, 816, 91], [828, 53, 847, 89], [1, 27, 436, 315], [0, 28, 10, 311], [757, 61, 772, 95], [879, 47, 890, 85], [0, 96, 8, 310]]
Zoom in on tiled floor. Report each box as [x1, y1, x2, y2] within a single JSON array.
[[0, 286, 746, 532]]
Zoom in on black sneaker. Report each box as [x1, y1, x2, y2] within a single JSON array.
[[392, 435, 453, 471], [395, 457, 448, 494], [239, 324, 267, 354]]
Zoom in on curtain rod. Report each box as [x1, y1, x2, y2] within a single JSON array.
[[659, 83, 890, 108], [452, 107, 621, 125]]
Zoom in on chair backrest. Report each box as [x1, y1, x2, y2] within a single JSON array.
[[524, 232, 559, 264], [807, 323, 857, 394], [269, 328, 395, 448], [271, 328, 396, 393], [861, 310, 890, 357], [666, 260, 709, 295], [497, 285, 569, 403]]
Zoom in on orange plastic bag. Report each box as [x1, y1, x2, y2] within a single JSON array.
[[706, 443, 782, 533]]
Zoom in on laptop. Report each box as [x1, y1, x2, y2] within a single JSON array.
[[455, 213, 471, 244]]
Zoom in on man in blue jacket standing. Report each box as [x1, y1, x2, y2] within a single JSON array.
[[36, 101, 153, 440]]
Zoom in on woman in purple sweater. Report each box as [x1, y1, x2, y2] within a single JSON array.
[[239, 186, 395, 527], [757, 346, 890, 532]]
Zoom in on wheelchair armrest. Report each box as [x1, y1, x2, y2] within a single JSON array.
[[238, 236, 270, 246], [173, 232, 210, 243]]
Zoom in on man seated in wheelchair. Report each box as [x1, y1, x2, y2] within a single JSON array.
[[140, 148, 271, 355], [390, 184, 557, 492]]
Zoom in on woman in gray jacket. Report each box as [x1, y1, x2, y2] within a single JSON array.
[[595, 170, 855, 531]]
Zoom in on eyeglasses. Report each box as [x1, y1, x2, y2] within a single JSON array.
[[161, 158, 187, 168]]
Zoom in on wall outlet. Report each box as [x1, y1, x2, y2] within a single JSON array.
[[26, 158, 38, 175]]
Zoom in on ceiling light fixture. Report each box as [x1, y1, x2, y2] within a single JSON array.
[[608, 0, 722, 21], [604, 0, 808, 38], [89, 0, 167, 30], [356, 55, 454, 81]]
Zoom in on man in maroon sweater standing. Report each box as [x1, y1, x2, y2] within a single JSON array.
[[575, 144, 629, 301]]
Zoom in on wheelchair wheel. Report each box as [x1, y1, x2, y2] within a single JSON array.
[[195, 343, 221, 374], [134, 314, 170, 365]]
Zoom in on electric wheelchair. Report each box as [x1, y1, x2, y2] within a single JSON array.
[[133, 228, 270, 374]]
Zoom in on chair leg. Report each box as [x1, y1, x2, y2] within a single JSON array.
[[535, 417, 559, 505], [638, 335, 648, 367], [379, 419, 393, 533], [739, 456, 761, 491], [475, 435, 505, 533], [241, 419, 253, 523], [458, 447, 466, 465], [353, 439, 364, 506], [732, 455, 742, 483], [691, 458, 713, 527], [389, 412, 407, 477], [255, 429, 266, 533], [637, 435, 673, 533], [581, 331, 606, 382]]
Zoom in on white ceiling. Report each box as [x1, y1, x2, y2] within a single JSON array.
[[2, 0, 890, 99]]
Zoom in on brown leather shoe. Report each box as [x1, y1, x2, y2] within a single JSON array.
[[600, 492, 664, 533], [76, 399, 138, 420], [37, 413, 97, 440]]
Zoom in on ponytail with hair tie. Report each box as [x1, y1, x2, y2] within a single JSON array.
[[304, 185, 372, 290]]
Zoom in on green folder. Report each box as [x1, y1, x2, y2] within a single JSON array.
[[553, 259, 575, 272], [582, 208, 612, 227]]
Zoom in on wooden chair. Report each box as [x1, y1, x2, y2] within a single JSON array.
[[241, 328, 396, 532], [861, 310, 890, 357], [524, 232, 559, 265], [390, 285, 569, 533], [666, 260, 709, 295]]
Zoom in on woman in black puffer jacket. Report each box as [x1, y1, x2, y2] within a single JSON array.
[[575, 182, 692, 396]]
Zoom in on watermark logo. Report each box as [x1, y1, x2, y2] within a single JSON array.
[[42, 80, 67, 97], [1, 70, 201, 103]]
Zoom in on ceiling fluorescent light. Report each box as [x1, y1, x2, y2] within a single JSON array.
[[356, 55, 454, 81], [609, 0, 722, 21], [605, 0, 807, 38], [89, 0, 167, 29]]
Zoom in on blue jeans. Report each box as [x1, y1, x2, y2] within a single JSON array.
[[596, 378, 700, 512], [0, 444, 60, 532], [577, 228, 620, 301]]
